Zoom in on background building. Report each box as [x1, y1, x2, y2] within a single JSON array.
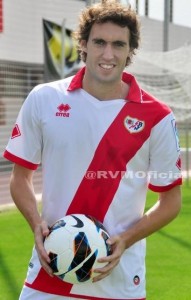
[[0, 0, 190, 206]]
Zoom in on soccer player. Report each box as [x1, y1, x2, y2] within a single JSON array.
[[3, 1, 182, 299]]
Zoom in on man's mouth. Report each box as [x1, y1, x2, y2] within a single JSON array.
[[99, 64, 115, 70]]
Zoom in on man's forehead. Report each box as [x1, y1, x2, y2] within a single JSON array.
[[89, 22, 130, 41]]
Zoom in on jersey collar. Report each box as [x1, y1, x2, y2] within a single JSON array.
[[67, 67, 142, 103]]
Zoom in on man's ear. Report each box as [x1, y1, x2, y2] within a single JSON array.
[[80, 40, 87, 53]]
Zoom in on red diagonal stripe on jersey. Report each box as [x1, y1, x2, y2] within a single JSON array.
[[67, 100, 171, 222], [25, 268, 73, 295]]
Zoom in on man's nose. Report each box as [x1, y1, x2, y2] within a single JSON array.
[[102, 43, 114, 60]]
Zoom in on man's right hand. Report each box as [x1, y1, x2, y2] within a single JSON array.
[[34, 220, 54, 277]]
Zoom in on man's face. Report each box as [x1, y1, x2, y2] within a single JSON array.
[[81, 22, 131, 84]]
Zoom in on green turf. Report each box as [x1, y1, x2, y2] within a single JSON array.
[[179, 129, 191, 149], [0, 180, 190, 299], [146, 180, 191, 300], [0, 210, 33, 300]]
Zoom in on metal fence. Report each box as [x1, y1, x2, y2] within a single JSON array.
[[178, 123, 191, 185], [0, 61, 44, 208]]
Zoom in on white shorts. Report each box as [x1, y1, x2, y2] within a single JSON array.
[[19, 285, 87, 300]]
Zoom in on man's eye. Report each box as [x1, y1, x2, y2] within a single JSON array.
[[114, 42, 125, 47], [94, 40, 105, 45]]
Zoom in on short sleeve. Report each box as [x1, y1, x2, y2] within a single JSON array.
[[148, 112, 182, 192], [3, 89, 42, 170]]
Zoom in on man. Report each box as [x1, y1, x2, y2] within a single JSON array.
[[3, 1, 182, 299]]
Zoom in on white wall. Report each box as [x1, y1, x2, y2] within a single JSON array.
[[0, 0, 191, 64], [174, 0, 191, 28], [0, 0, 85, 63], [149, 0, 164, 21], [130, 0, 191, 27]]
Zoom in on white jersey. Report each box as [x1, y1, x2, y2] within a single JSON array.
[[4, 67, 182, 300]]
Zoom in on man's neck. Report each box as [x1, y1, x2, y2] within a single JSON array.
[[82, 76, 129, 101]]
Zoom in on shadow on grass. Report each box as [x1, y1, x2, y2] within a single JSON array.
[[0, 249, 20, 299], [158, 230, 191, 250]]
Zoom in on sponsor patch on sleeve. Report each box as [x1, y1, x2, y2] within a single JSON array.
[[171, 119, 180, 152]]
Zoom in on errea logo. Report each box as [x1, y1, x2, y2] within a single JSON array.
[[56, 103, 71, 117]]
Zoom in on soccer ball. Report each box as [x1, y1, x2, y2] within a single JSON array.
[[44, 214, 112, 284]]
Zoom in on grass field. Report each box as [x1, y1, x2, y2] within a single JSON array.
[[146, 181, 191, 300], [179, 127, 191, 149], [0, 181, 190, 300]]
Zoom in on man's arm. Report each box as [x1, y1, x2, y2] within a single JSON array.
[[10, 163, 53, 276], [10, 163, 41, 231], [122, 185, 182, 248], [93, 185, 181, 282]]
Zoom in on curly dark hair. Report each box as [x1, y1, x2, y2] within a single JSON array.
[[73, 0, 141, 66]]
